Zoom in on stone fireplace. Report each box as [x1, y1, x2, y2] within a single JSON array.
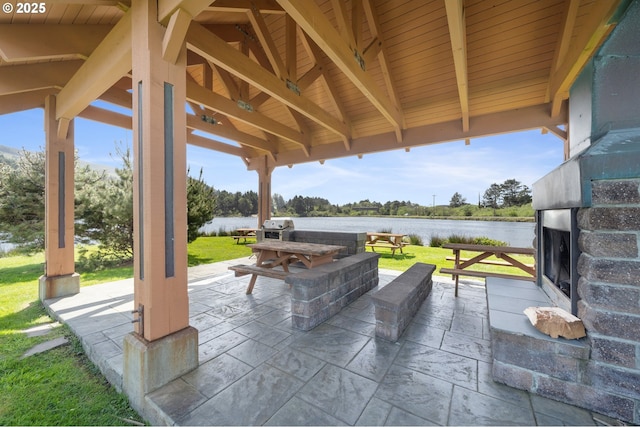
[[490, 2, 640, 423]]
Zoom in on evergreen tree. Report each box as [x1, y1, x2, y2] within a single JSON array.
[[187, 168, 215, 242], [449, 192, 467, 207]]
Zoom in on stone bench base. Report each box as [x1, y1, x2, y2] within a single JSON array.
[[371, 263, 435, 341], [286, 252, 380, 331]]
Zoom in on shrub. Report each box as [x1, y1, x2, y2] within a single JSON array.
[[428, 234, 507, 248], [429, 235, 446, 247], [407, 234, 423, 246], [472, 236, 508, 246]]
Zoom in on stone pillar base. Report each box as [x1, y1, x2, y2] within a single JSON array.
[[122, 326, 198, 422], [39, 273, 80, 301]]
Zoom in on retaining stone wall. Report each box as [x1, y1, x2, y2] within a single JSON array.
[[497, 177, 640, 423], [288, 230, 366, 258], [286, 252, 379, 331], [371, 263, 435, 341]]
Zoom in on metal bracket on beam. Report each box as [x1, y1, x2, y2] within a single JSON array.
[[201, 114, 220, 125], [286, 79, 300, 96], [354, 49, 365, 71], [237, 99, 254, 112]]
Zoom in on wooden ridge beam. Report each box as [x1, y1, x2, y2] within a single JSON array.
[[247, 102, 568, 169], [187, 21, 350, 139], [444, 0, 469, 132], [277, 0, 402, 136], [55, 9, 132, 122]]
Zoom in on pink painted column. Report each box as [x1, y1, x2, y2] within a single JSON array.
[[123, 0, 197, 414], [39, 95, 79, 300]]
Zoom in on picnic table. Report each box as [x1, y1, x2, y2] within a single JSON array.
[[439, 243, 536, 296], [228, 240, 346, 294], [231, 228, 257, 244], [365, 232, 407, 256]]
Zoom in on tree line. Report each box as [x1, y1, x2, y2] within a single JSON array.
[[0, 146, 215, 267]]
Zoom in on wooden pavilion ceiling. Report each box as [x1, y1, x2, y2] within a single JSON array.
[[0, 0, 626, 170]]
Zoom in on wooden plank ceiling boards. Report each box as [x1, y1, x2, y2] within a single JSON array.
[[0, 0, 625, 169]]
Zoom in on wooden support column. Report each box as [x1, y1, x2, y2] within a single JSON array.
[[257, 157, 272, 226], [123, 0, 197, 413], [39, 95, 79, 300]]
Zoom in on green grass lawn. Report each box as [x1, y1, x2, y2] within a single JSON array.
[[0, 236, 534, 425]]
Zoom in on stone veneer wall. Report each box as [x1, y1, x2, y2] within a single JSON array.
[[498, 178, 640, 423], [288, 230, 366, 258], [286, 252, 379, 331], [575, 178, 640, 423]]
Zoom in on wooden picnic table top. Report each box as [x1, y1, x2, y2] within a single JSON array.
[[442, 243, 535, 255], [366, 232, 406, 237], [248, 240, 346, 256]]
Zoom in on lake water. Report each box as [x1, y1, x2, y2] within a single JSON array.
[[200, 216, 535, 248]]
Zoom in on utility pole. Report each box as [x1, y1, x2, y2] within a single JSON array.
[[432, 194, 436, 208]]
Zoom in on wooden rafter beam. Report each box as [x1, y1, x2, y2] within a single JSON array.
[[362, 0, 404, 140], [55, 9, 132, 122], [330, 0, 355, 47], [187, 132, 249, 158], [546, 0, 579, 115], [78, 105, 132, 129], [0, 89, 57, 115], [0, 61, 83, 95], [158, 0, 212, 25], [299, 34, 352, 150], [548, 0, 622, 117], [444, 0, 469, 132], [248, 102, 568, 169], [543, 125, 568, 141], [162, 8, 192, 64], [277, 0, 402, 137], [0, 25, 112, 62], [247, 6, 286, 79], [99, 87, 133, 109], [186, 79, 305, 149], [187, 21, 350, 139], [205, 0, 284, 14], [186, 113, 275, 158]]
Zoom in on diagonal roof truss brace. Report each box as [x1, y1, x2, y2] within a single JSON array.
[[277, 0, 404, 141]]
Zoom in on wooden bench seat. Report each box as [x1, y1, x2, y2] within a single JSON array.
[[370, 263, 435, 341], [228, 264, 289, 294], [439, 267, 536, 282], [445, 256, 534, 268], [365, 241, 407, 255], [231, 234, 256, 244]]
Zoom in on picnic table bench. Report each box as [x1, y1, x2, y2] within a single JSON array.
[[229, 240, 345, 294], [365, 232, 407, 256], [439, 243, 536, 296], [231, 228, 257, 244]]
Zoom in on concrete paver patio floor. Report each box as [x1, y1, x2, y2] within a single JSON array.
[[44, 257, 610, 426]]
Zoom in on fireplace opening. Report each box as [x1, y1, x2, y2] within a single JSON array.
[[543, 228, 571, 298], [537, 208, 580, 315]]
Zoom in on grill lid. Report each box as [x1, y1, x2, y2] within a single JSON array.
[[262, 218, 295, 230]]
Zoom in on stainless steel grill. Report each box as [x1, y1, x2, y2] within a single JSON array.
[[258, 218, 294, 241]]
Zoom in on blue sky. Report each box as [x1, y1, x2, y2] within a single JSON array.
[[0, 108, 564, 206]]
